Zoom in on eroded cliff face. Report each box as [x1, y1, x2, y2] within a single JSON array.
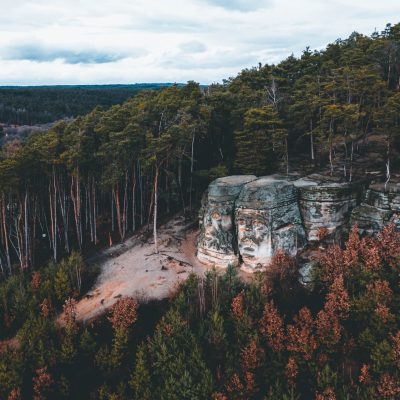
[[197, 174, 393, 272], [351, 182, 400, 235], [295, 174, 364, 242], [197, 175, 256, 268], [235, 177, 306, 270]]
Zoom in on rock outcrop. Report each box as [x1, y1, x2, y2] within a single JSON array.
[[351, 182, 400, 235], [235, 177, 306, 270], [197, 173, 397, 272], [295, 174, 364, 242], [197, 175, 256, 268]]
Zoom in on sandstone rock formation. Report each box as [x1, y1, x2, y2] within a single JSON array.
[[351, 182, 400, 235], [197, 175, 256, 268], [235, 177, 306, 270], [295, 174, 363, 242], [197, 173, 397, 273]]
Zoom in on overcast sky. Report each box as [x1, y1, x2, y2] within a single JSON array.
[[1, 0, 399, 85]]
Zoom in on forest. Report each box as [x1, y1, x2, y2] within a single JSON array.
[[0, 84, 178, 125], [0, 22, 400, 399]]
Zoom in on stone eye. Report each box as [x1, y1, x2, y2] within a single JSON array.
[[212, 212, 221, 220], [253, 220, 263, 228], [237, 218, 245, 225]]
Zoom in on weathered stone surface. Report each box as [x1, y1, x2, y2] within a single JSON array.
[[351, 182, 400, 235], [197, 173, 372, 273], [197, 175, 256, 268], [235, 177, 306, 270], [295, 174, 363, 242]]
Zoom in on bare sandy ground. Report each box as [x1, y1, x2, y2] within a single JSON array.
[[75, 215, 215, 322]]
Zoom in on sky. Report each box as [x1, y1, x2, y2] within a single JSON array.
[[0, 0, 399, 85]]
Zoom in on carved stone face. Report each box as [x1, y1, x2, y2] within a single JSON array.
[[236, 208, 272, 267], [201, 204, 234, 251]]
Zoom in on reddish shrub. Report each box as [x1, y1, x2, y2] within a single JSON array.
[[366, 280, 393, 305], [108, 297, 138, 331], [358, 364, 371, 385], [40, 298, 52, 319], [241, 339, 259, 371], [315, 387, 336, 400], [376, 373, 400, 399], [31, 272, 41, 290], [285, 357, 298, 387], [32, 366, 53, 400], [287, 307, 317, 360], [377, 224, 400, 268], [7, 388, 21, 400], [62, 297, 77, 331], [315, 309, 342, 348], [343, 225, 361, 268], [325, 275, 350, 320], [317, 245, 346, 286], [359, 237, 381, 271], [259, 302, 285, 353], [390, 331, 400, 369], [231, 291, 245, 321]]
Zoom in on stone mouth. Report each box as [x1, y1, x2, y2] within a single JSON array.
[[243, 246, 255, 252]]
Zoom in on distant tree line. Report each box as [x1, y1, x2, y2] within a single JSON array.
[[0, 84, 178, 125], [1, 23, 400, 274]]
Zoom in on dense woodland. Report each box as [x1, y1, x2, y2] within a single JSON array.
[[1, 23, 400, 399], [1, 226, 399, 399], [0, 84, 178, 125]]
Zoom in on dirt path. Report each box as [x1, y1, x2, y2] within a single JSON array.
[[74, 214, 214, 322]]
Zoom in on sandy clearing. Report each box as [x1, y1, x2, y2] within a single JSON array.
[[74, 214, 216, 322]]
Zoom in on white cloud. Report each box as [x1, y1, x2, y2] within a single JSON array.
[[0, 0, 399, 85]]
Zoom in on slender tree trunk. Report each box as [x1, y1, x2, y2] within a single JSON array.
[[385, 137, 391, 188], [190, 132, 195, 212], [92, 178, 97, 244], [24, 188, 29, 268], [329, 118, 334, 176], [153, 166, 159, 254], [113, 186, 123, 241], [2, 194, 12, 274], [132, 162, 136, 232], [310, 119, 315, 161]]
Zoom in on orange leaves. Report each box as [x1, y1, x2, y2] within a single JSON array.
[[240, 340, 260, 372], [315, 310, 341, 348], [315, 387, 336, 400], [390, 331, 400, 369], [231, 291, 245, 321], [317, 224, 400, 288], [31, 271, 41, 290], [358, 364, 371, 385], [377, 373, 400, 399], [317, 245, 346, 286], [62, 297, 77, 331], [7, 388, 21, 400], [325, 275, 350, 320], [286, 307, 317, 361], [316, 275, 349, 348], [343, 225, 361, 268], [259, 302, 285, 353], [377, 224, 400, 269], [285, 357, 298, 387], [108, 296, 138, 331], [40, 298, 52, 319], [32, 366, 53, 400], [359, 236, 381, 271]]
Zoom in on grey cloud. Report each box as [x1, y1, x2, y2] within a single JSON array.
[[161, 50, 257, 70], [179, 41, 207, 53], [203, 0, 272, 11], [3, 45, 144, 64]]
